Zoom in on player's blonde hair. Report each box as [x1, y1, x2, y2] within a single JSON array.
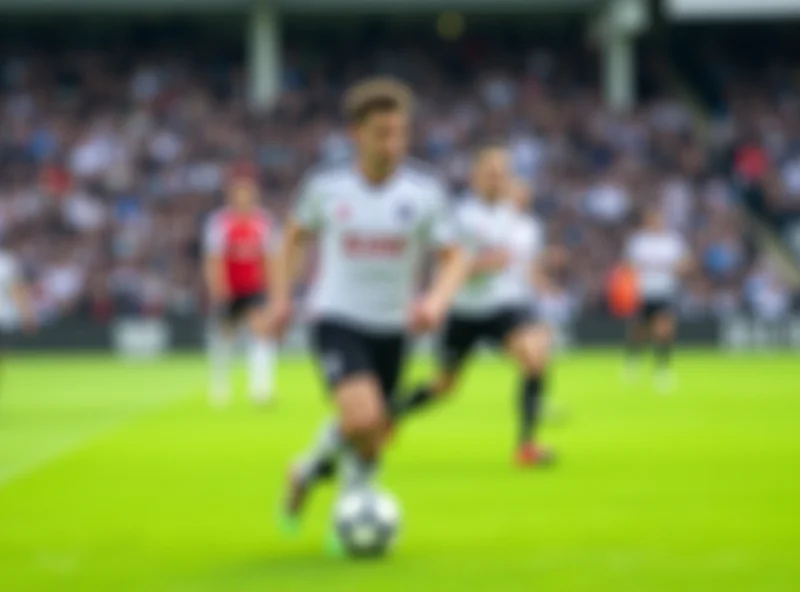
[[343, 77, 414, 124]]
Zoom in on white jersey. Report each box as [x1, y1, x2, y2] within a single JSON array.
[[451, 196, 544, 316], [625, 230, 688, 300], [294, 162, 453, 331], [0, 251, 20, 330]]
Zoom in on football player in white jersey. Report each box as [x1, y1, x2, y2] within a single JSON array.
[[624, 209, 692, 392], [268, 78, 469, 534], [393, 145, 556, 467], [0, 248, 37, 392], [0, 249, 36, 334]]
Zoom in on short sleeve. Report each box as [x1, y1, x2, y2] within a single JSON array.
[[427, 183, 456, 248], [293, 176, 323, 231], [203, 215, 224, 255]]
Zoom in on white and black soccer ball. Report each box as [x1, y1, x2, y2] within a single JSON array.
[[334, 488, 400, 558]]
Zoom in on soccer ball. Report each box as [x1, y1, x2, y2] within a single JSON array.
[[334, 488, 400, 557]]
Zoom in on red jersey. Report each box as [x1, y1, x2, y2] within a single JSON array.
[[204, 207, 278, 296]]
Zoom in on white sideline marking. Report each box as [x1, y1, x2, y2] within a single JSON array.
[[0, 391, 194, 491]]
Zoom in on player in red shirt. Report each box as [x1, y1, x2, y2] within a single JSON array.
[[203, 165, 279, 406]]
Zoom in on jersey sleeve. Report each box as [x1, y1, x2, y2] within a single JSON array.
[[292, 175, 323, 231], [203, 214, 225, 256]]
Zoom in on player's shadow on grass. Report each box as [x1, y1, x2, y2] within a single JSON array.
[[201, 549, 400, 588]]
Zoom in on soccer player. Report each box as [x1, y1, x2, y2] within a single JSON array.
[[394, 145, 555, 467], [0, 248, 36, 334], [203, 164, 279, 406], [0, 247, 37, 393], [269, 77, 468, 531], [623, 208, 692, 392]]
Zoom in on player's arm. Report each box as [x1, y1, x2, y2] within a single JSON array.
[[428, 244, 470, 310], [269, 220, 312, 313], [202, 219, 229, 305], [530, 257, 554, 293], [676, 256, 693, 276], [267, 177, 320, 333], [529, 222, 557, 293], [412, 187, 471, 332], [11, 276, 36, 334], [675, 237, 694, 277], [470, 248, 510, 276]]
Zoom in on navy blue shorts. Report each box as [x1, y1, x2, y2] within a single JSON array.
[[638, 298, 674, 322], [439, 306, 534, 372], [310, 318, 408, 403], [221, 292, 266, 323]]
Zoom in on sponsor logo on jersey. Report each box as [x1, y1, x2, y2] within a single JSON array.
[[342, 234, 408, 257], [229, 241, 262, 260]]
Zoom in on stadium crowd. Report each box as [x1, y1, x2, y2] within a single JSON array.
[[0, 27, 797, 326]]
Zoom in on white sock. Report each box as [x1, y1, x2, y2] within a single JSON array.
[[248, 337, 276, 402], [341, 447, 377, 493], [297, 420, 343, 483], [209, 331, 234, 405]]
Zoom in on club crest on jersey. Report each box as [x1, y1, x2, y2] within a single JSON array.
[[336, 202, 351, 221], [396, 202, 415, 224]]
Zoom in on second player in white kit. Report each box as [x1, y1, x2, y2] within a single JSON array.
[[624, 209, 692, 392], [394, 145, 556, 467], [0, 249, 37, 397], [0, 250, 36, 336]]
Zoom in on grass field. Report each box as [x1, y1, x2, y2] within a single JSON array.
[[0, 352, 799, 592]]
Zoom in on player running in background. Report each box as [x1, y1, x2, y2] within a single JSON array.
[[393, 145, 556, 467], [623, 208, 692, 393], [269, 77, 468, 533], [0, 248, 37, 334], [203, 164, 279, 406], [0, 247, 37, 393]]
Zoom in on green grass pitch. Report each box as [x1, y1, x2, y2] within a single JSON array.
[[0, 352, 798, 592]]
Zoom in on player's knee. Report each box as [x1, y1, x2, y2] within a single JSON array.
[[340, 397, 386, 442], [512, 329, 550, 377], [342, 408, 380, 438], [653, 316, 674, 340], [521, 349, 548, 377], [248, 312, 270, 337]]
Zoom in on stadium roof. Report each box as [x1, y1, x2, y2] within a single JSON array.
[[0, 0, 595, 13]]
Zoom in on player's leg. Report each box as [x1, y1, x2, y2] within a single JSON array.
[[392, 316, 476, 420], [282, 322, 386, 527], [208, 303, 237, 407], [652, 306, 677, 392], [245, 294, 277, 404], [624, 308, 650, 381], [336, 374, 388, 488], [504, 317, 554, 466], [284, 374, 385, 532]]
